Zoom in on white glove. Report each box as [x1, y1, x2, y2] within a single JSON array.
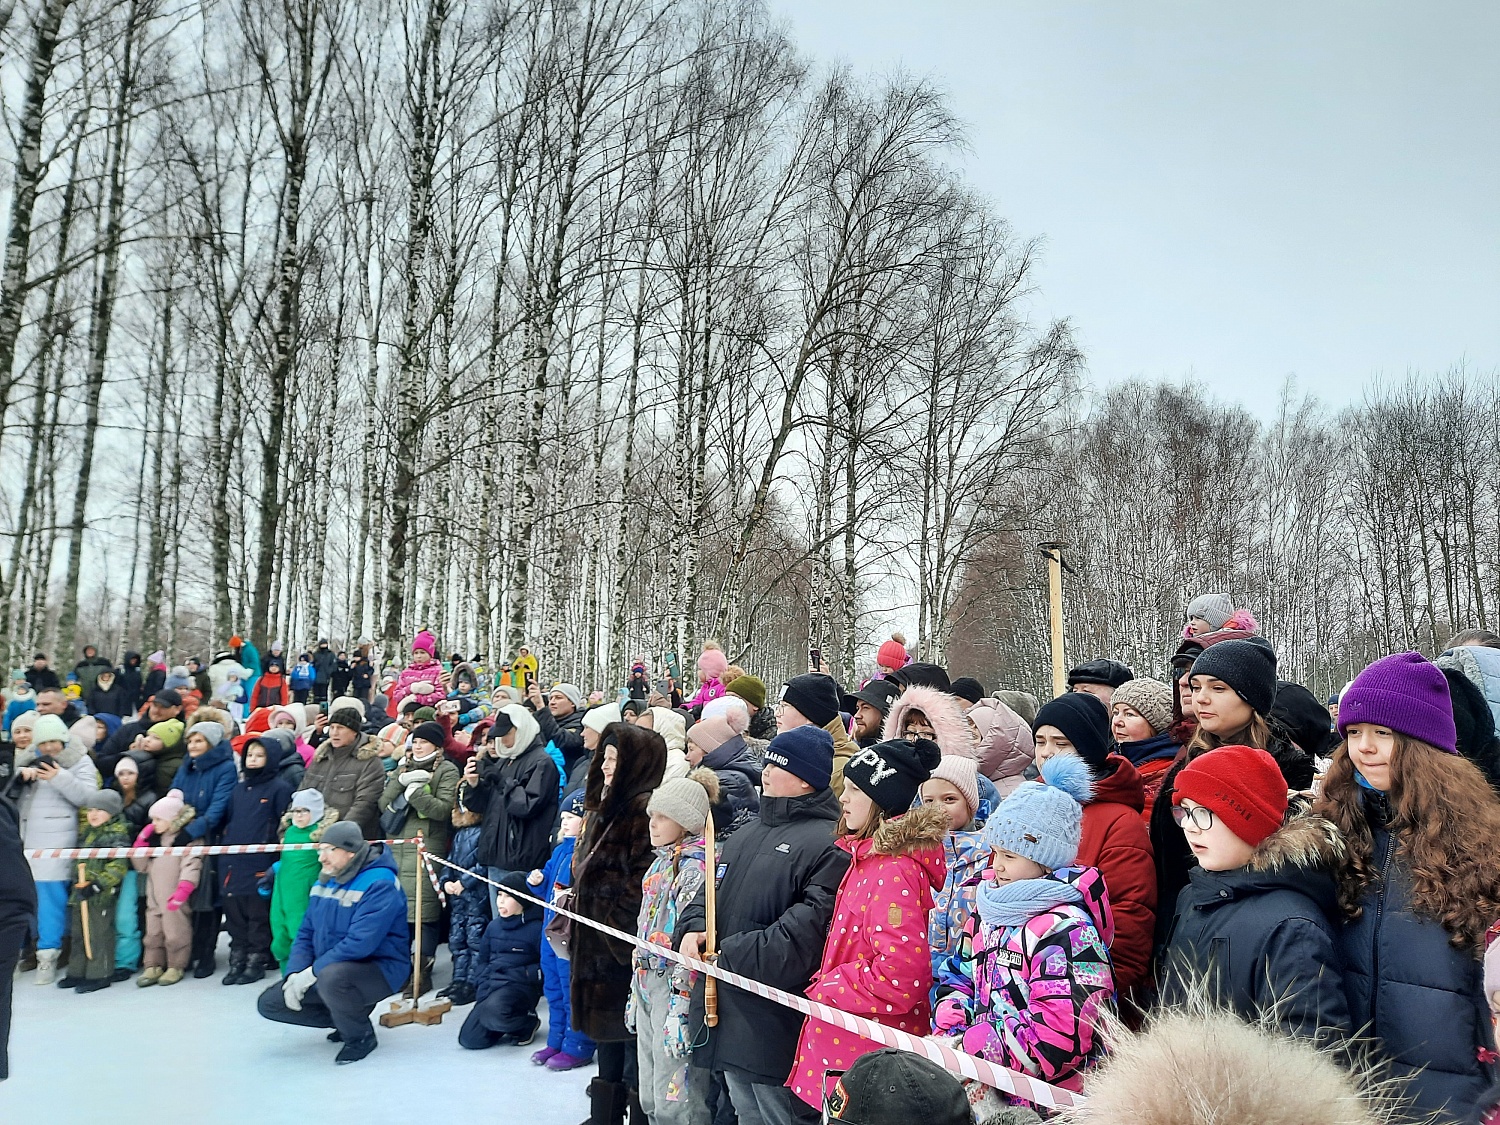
[[397, 770, 433, 787], [283, 966, 316, 1012], [404, 781, 426, 801]]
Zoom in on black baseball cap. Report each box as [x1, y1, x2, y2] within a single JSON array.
[[825, 1049, 970, 1125], [843, 679, 900, 718]]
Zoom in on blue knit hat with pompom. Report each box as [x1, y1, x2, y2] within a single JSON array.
[[983, 754, 1093, 871]]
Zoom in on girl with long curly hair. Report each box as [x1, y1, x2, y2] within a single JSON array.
[[1316, 651, 1500, 1125]]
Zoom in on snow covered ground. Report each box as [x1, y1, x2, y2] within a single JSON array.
[[5, 938, 591, 1124]]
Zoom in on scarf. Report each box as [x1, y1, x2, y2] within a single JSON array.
[[975, 873, 1083, 929]]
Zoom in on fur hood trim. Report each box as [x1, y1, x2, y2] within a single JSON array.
[[311, 730, 377, 763], [279, 806, 340, 839], [161, 804, 198, 836], [1248, 814, 1344, 874], [873, 802, 951, 857], [881, 685, 975, 760], [1060, 992, 1402, 1125]]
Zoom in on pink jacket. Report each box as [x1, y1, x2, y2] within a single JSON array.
[[389, 657, 446, 710], [685, 678, 725, 709], [790, 804, 948, 1109]]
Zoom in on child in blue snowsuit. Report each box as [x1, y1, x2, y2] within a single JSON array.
[[437, 800, 486, 1007], [526, 789, 595, 1070]]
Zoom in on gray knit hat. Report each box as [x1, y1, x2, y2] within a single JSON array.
[[81, 789, 124, 816], [320, 821, 366, 853], [646, 769, 720, 836], [983, 754, 1092, 871], [187, 720, 224, 747], [1110, 679, 1174, 735], [1186, 593, 1235, 631]]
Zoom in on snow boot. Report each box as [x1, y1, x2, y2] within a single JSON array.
[[192, 954, 216, 980], [221, 952, 247, 986], [579, 1079, 628, 1125], [57, 973, 83, 989], [110, 967, 134, 983], [239, 953, 268, 985], [76, 978, 110, 994], [547, 1050, 593, 1071], [531, 1046, 560, 1066], [401, 956, 435, 999], [158, 967, 185, 986], [335, 1033, 379, 1065], [34, 949, 59, 986], [136, 966, 163, 987], [626, 1087, 647, 1125]]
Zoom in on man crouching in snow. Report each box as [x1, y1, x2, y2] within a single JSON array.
[[256, 821, 408, 1064]]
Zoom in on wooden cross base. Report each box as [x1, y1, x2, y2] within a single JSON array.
[[379, 998, 452, 1027]]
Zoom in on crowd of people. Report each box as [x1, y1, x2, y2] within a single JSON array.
[[3, 613, 1500, 1125]]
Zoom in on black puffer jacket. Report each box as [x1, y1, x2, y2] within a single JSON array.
[[1151, 723, 1313, 950], [117, 652, 143, 711], [699, 734, 760, 818], [677, 788, 850, 1085], [1160, 814, 1351, 1046], [466, 734, 560, 872], [1337, 788, 1496, 1125]]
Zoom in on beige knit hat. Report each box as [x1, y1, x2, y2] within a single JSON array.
[[645, 768, 721, 835], [1110, 678, 1174, 735]]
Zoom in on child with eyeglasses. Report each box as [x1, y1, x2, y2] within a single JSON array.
[[1158, 745, 1351, 1046]]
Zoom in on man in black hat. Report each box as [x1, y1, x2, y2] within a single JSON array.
[[846, 680, 899, 749], [1066, 658, 1135, 708], [94, 689, 184, 778]]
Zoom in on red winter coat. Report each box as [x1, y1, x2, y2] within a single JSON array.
[[1075, 754, 1157, 994], [791, 804, 949, 1109], [1136, 756, 1175, 825]]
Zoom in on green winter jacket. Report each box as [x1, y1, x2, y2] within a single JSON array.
[[269, 809, 338, 968], [379, 755, 459, 923], [69, 814, 129, 903]]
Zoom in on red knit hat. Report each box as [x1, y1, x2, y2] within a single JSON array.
[[1172, 744, 1287, 847], [877, 635, 909, 672]]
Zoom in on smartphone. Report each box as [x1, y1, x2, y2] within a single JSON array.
[[809, 647, 822, 671]]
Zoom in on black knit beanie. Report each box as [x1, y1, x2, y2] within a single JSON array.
[[892, 662, 951, 692], [1033, 692, 1112, 773], [780, 673, 841, 729], [843, 738, 941, 815], [1188, 637, 1278, 716], [949, 677, 986, 705]]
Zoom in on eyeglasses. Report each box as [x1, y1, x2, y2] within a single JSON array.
[[1172, 804, 1216, 831], [903, 729, 935, 742]]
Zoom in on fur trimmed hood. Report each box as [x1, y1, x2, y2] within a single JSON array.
[[1247, 813, 1344, 874], [156, 803, 198, 837], [1059, 995, 1400, 1125], [881, 685, 974, 759], [279, 806, 340, 841], [872, 801, 951, 858]]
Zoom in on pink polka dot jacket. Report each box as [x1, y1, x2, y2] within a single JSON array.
[[790, 803, 950, 1109]]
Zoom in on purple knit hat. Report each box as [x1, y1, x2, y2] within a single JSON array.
[[1337, 651, 1458, 754]]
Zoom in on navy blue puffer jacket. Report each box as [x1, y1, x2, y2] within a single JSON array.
[[1337, 788, 1496, 1124]]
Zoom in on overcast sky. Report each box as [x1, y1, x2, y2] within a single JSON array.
[[768, 1, 1500, 417]]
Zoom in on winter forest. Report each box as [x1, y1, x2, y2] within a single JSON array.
[[0, 0, 1495, 700]]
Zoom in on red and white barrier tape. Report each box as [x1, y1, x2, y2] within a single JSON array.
[[423, 853, 1087, 1111], [24, 837, 423, 860]]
